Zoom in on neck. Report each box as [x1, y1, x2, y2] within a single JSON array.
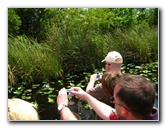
[[124, 113, 144, 120], [109, 64, 122, 73]]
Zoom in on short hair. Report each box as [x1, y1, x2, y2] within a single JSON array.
[[117, 74, 155, 118], [8, 98, 39, 120]]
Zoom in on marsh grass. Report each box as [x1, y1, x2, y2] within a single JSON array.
[[46, 28, 106, 73], [8, 24, 158, 86], [8, 35, 62, 86], [103, 24, 158, 65], [8, 26, 158, 115]]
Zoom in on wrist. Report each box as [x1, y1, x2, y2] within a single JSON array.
[[58, 104, 68, 112], [85, 93, 91, 101]]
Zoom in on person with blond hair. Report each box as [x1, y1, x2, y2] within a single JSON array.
[[8, 98, 39, 120]]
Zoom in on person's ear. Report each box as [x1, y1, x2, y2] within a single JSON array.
[[120, 108, 127, 116]]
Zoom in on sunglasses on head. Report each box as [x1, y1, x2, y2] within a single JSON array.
[[105, 62, 111, 66], [109, 96, 130, 112]]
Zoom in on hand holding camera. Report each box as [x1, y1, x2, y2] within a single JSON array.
[[96, 74, 102, 79], [66, 88, 74, 96]]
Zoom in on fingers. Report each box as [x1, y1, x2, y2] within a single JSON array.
[[58, 87, 67, 95], [57, 87, 86, 101], [72, 87, 79, 91], [75, 96, 79, 99], [57, 88, 68, 106]]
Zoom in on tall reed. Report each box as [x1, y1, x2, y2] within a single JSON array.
[[102, 24, 158, 65], [8, 35, 62, 86]]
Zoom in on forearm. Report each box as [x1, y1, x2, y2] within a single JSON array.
[[57, 88, 77, 120], [86, 80, 95, 92], [85, 93, 113, 120], [60, 107, 77, 120]]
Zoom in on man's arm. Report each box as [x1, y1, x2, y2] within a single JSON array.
[[86, 93, 114, 120], [59, 106, 77, 120], [72, 87, 114, 120], [57, 88, 77, 120]]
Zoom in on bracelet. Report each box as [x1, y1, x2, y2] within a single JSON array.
[[58, 104, 68, 112]]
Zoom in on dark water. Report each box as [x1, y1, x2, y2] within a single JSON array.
[[67, 98, 96, 120], [36, 73, 159, 120], [36, 83, 159, 120], [37, 94, 158, 120], [37, 95, 96, 120]]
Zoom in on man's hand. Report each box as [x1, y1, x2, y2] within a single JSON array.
[[57, 88, 68, 106]]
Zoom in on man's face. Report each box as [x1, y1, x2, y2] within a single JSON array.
[[113, 85, 127, 120], [105, 61, 111, 72]]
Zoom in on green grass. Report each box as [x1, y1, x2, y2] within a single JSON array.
[[8, 24, 158, 86], [8, 35, 62, 86]]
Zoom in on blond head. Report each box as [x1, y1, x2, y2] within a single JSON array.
[[8, 98, 39, 120]]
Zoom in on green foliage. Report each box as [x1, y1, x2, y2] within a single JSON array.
[[8, 61, 158, 115], [102, 23, 158, 65], [8, 8, 158, 89], [121, 61, 158, 85], [136, 8, 158, 27], [11, 8, 59, 42], [8, 8, 22, 35], [8, 8, 158, 113], [8, 8, 158, 73], [8, 35, 62, 86], [38, 83, 56, 103], [8, 8, 158, 41]]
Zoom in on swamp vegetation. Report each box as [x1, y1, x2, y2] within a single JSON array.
[[8, 8, 158, 120]]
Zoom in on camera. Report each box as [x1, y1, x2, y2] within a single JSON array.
[[96, 74, 102, 79], [66, 88, 74, 96]]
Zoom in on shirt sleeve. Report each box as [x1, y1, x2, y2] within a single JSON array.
[[87, 84, 106, 101], [109, 113, 119, 120], [87, 84, 115, 108]]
